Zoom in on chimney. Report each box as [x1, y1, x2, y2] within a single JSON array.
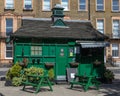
[[51, 4, 65, 22]]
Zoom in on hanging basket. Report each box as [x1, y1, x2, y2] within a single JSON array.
[[93, 61, 102, 67], [69, 62, 79, 67], [45, 63, 54, 69]]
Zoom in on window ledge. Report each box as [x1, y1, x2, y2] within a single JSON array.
[[78, 10, 88, 12], [4, 8, 15, 11], [23, 8, 33, 11], [111, 11, 120, 13], [96, 10, 105, 12]]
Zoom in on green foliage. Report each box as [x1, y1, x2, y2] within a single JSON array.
[[48, 68, 54, 80], [6, 65, 45, 86], [6, 62, 22, 80], [24, 66, 44, 76], [22, 67, 44, 83], [104, 69, 114, 80], [12, 77, 22, 86]]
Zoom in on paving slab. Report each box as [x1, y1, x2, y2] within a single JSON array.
[[0, 67, 119, 96]]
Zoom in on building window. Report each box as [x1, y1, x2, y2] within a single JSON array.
[[112, 44, 119, 57], [31, 46, 42, 56], [6, 43, 13, 58], [43, 0, 51, 11], [5, 0, 14, 9], [61, 0, 69, 11], [6, 18, 13, 36], [96, 0, 104, 11], [112, 0, 119, 12], [112, 20, 120, 38], [96, 19, 104, 33], [79, 0, 87, 11], [24, 0, 32, 9]]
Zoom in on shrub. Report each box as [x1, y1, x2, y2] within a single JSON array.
[[23, 66, 44, 76], [6, 62, 22, 80], [12, 77, 22, 86], [48, 68, 54, 80]]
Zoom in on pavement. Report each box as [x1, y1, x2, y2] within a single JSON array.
[[0, 67, 120, 96]]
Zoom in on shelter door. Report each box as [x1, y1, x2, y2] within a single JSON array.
[[56, 46, 67, 81]]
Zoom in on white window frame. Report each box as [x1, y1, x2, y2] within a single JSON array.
[[112, 19, 120, 38], [96, 19, 104, 34], [112, 0, 120, 12], [31, 46, 42, 56], [24, 0, 32, 9], [42, 0, 51, 11], [112, 44, 119, 58], [61, 0, 69, 11], [78, 0, 87, 11], [5, 18, 13, 58], [96, 0, 104, 11], [5, 0, 14, 9]]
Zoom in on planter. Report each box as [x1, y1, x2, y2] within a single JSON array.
[[45, 63, 54, 69], [4, 79, 12, 86], [93, 61, 102, 67], [69, 62, 79, 67]]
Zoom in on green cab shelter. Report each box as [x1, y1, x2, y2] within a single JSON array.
[[10, 4, 108, 82]]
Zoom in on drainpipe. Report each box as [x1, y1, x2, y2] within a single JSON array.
[[88, 0, 90, 20]]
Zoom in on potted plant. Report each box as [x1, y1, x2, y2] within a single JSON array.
[[104, 69, 114, 84], [45, 63, 54, 69], [93, 60, 102, 67], [69, 62, 79, 67]]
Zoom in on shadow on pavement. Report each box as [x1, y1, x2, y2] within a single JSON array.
[[99, 78, 120, 96], [0, 93, 4, 96]]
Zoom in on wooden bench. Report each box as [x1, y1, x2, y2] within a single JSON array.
[[22, 72, 53, 93], [70, 74, 101, 91]]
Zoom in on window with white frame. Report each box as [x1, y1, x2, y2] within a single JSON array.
[[112, 20, 120, 38], [24, 0, 32, 9], [96, 0, 104, 11], [5, 0, 14, 9], [112, 44, 119, 57], [96, 19, 104, 33], [6, 43, 13, 58], [43, 0, 51, 11], [61, 0, 69, 11], [5, 18, 13, 58], [79, 0, 86, 11], [112, 0, 119, 12], [31, 46, 42, 56]]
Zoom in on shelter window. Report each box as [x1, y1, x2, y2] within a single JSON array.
[[96, 19, 104, 33], [112, 0, 119, 12], [24, 0, 32, 9], [5, 0, 14, 9], [31, 46, 42, 56], [61, 0, 69, 11], [42, 0, 51, 11], [79, 0, 87, 11], [96, 0, 104, 11], [112, 44, 119, 57]]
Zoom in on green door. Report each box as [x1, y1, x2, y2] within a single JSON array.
[[56, 46, 68, 81]]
